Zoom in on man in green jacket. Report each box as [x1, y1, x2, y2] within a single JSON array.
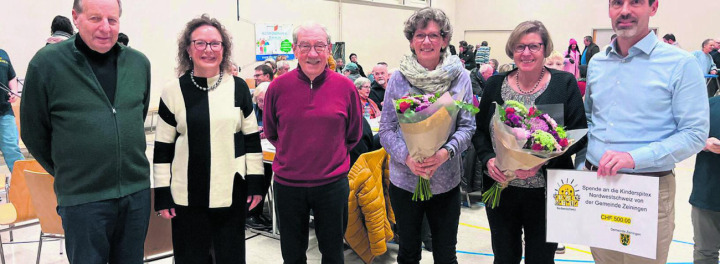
[[20, 0, 151, 263]]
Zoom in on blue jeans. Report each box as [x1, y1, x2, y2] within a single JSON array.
[[0, 114, 23, 172]]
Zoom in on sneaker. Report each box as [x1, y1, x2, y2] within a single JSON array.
[[556, 243, 566, 254]]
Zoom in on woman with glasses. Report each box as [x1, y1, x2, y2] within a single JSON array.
[[354, 77, 380, 119], [153, 14, 264, 264], [472, 20, 587, 263], [378, 7, 475, 263]]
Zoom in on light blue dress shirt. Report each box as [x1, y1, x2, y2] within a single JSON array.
[[585, 31, 709, 173], [691, 50, 717, 74]]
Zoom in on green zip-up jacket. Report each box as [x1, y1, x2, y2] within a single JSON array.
[[21, 35, 151, 207]]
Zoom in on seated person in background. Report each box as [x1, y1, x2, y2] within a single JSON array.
[[117, 32, 129, 46], [544, 50, 564, 71], [276, 60, 291, 77], [369, 63, 389, 109], [692, 39, 718, 75], [344, 62, 361, 82], [354, 77, 381, 119], [247, 81, 272, 230], [46, 15, 74, 45], [498, 63, 514, 73]]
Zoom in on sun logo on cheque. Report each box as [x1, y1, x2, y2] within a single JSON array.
[[553, 179, 580, 207]]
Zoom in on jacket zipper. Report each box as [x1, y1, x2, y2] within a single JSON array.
[[81, 57, 122, 197]]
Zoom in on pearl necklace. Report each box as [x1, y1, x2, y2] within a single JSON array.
[[515, 67, 545, 95], [190, 70, 223, 92]]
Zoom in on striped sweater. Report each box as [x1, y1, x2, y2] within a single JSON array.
[[153, 71, 264, 210]]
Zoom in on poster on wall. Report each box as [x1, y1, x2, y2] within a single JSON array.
[[255, 23, 294, 61], [546, 169, 659, 259]]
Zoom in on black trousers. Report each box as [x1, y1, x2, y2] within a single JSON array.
[[274, 178, 349, 264], [248, 163, 273, 216], [57, 189, 150, 264], [170, 180, 248, 264], [389, 183, 461, 264], [485, 186, 557, 264]]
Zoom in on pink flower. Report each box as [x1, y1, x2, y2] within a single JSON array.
[[532, 143, 543, 151], [505, 107, 515, 115], [399, 101, 411, 113], [559, 138, 569, 148], [529, 117, 549, 132], [528, 107, 536, 116], [512, 127, 530, 140], [542, 114, 558, 129]]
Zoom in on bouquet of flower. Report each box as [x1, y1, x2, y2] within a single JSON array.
[[394, 92, 478, 201], [482, 100, 586, 208]]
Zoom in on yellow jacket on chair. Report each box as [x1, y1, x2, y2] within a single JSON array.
[[345, 148, 395, 264]]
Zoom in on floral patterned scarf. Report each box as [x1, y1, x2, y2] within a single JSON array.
[[399, 51, 464, 94]]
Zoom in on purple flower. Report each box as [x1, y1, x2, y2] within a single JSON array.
[[529, 117, 549, 132]]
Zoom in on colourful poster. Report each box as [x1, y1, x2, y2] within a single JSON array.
[[255, 23, 294, 61]]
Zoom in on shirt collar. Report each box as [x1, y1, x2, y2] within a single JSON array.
[[606, 30, 659, 57]]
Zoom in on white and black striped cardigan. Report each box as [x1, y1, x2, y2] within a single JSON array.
[[153, 72, 264, 210]]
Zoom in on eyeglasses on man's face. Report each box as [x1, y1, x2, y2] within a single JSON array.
[[297, 43, 328, 54], [514, 43, 544, 54], [192, 40, 223, 51]]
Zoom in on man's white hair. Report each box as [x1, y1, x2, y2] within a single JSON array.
[[293, 22, 331, 44], [277, 60, 290, 69]]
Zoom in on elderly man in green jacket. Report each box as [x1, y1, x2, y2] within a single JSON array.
[[20, 0, 151, 263]]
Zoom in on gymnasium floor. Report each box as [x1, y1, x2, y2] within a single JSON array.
[[0, 132, 703, 263]]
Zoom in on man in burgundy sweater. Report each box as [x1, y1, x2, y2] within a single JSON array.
[[263, 23, 363, 263]]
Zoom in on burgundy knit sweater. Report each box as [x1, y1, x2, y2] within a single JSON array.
[[263, 67, 363, 187]]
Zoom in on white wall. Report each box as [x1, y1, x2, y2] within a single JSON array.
[[455, 0, 720, 66], [1, 0, 453, 108]]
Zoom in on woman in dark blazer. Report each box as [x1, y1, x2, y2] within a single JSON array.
[[472, 20, 587, 264]]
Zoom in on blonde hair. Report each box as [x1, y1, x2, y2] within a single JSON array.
[[498, 64, 514, 73], [546, 50, 563, 62], [505, 20, 554, 59], [253, 82, 269, 104]]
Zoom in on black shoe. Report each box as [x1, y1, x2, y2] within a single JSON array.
[[246, 215, 271, 230], [258, 214, 273, 226]]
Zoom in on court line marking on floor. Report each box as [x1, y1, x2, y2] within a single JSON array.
[[460, 222, 592, 254], [456, 250, 595, 263], [460, 222, 698, 248], [672, 239, 694, 245], [457, 251, 718, 264], [459, 222, 490, 231]]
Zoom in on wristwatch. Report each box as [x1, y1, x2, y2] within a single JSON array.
[[443, 146, 455, 159]]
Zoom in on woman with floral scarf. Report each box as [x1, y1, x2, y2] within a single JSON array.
[[378, 7, 475, 264]]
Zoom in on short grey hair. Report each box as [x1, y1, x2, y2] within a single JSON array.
[[277, 60, 290, 69], [353, 77, 371, 90], [505, 20, 554, 59], [403, 7, 453, 53], [293, 22, 331, 44], [73, 0, 123, 16], [702, 38, 715, 49]]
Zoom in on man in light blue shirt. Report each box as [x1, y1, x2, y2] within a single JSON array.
[[692, 39, 718, 75], [585, 0, 709, 263]]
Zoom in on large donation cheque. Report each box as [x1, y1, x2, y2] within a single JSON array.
[[546, 170, 659, 259]]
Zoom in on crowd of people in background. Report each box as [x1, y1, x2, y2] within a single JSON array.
[[3, 0, 720, 263]]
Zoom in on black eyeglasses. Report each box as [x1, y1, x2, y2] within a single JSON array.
[[514, 43, 544, 53], [192, 40, 223, 51]]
